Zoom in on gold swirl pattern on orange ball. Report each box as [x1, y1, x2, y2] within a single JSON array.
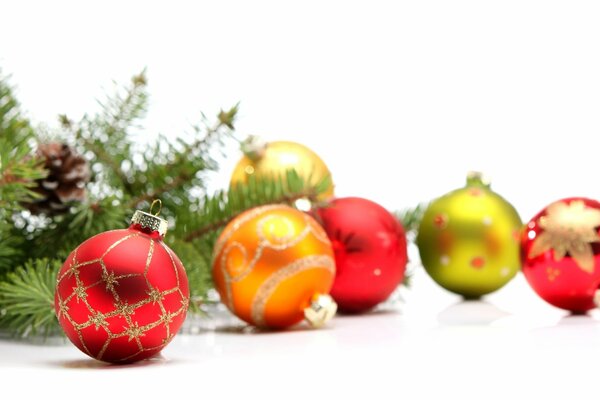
[[212, 204, 335, 328]]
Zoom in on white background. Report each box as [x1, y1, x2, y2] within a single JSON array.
[[2, 1, 600, 399]]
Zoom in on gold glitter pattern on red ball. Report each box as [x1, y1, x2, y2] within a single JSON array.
[[55, 230, 189, 363]]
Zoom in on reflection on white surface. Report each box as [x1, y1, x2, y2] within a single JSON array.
[[437, 300, 510, 326], [2, 268, 600, 399], [49, 354, 172, 370]]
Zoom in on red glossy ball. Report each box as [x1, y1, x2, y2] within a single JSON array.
[[521, 197, 600, 313], [54, 225, 189, 363], [314, 197, 408, 312]]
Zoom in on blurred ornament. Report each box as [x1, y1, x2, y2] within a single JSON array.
[[314, 197, 407, 313], [521, 198, 600, 313], [212, 204, 336, 329], [230, 137, 334, 199], [26, 142, 89, 215], [54, 201, 189, 363], [417, 172, 522, 298]]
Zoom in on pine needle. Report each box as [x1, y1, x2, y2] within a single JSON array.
[[0, 259, 61, 338], [396, 203, 427, 234]]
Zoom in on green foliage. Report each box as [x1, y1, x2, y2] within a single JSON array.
[[0, 73, 47, 276], [0, 72, 47, 209], [395, 203, 428, 289], [396, 203, 427, 234], [0, 70, 341, 339], [0, 225, 25, 274], [180, 171, 331, 242], [0, 259, 61, 337], [27, 196, 131, 262], [0, 69, 424, 339], [61, 71, 149, 195], [166, 239, 214, 314]]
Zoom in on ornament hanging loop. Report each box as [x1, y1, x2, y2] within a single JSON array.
[[150, 199, 162, 216]]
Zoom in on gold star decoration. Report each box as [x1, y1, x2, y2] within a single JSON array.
[[88, 311, 109, 330], [102, 270, 119, 292], [159, 311, 174, 325], [180, 297, 189, 309], [73, 286, 88, 302], [57, 300, 69, 318], [530, 200, 600, 273], [66, 262, 79, 278], [114, 301, 136, 317], [147, 288, 163, 304], [124, 322, 145, 341]]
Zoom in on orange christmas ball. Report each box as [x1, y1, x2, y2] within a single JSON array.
[[212, 204, 337, 329]]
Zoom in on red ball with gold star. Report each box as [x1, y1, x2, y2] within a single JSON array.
[[54, 202, 189, 363], [521, 197, 600, 313], [313, 197, 408, 313]]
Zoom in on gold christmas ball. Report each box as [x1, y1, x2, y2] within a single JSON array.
[[212, 204, 337, 329], [230, 138, 334, 199], [417, 173, 522, 298]]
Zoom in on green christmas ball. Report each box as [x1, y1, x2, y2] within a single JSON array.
[[417, 172, 522, 298]]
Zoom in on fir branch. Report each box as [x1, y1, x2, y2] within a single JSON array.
[[402, 272, 413, 288], [59, 114, 129, 189], [183, 190, 318, 242], [395, 204, 427, 289], [396, 203, 427, 233], [28, 196, 130, 261], [182, 171, 330, 243], [183, 217, 232, 243], [128, 103, 239, 209], [127, 169, 191, 209], [95, 70, 148, 143], [84, 139, 133, 193], [0, 73, 47, 209], [0, 258, 61, 338], [64, 70, 149, 195], [165, 239, 214, 313], [0, 224, 25, 273], [194, 103, 239, 155]]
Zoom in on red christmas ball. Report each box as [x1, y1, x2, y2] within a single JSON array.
[[54, 210, 189, 363], [521, 197, 600, 313], [314, 197, 408, 312]]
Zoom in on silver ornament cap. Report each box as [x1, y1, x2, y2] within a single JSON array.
[[131, 199, 168, 237], [304, 293, 337, 328]]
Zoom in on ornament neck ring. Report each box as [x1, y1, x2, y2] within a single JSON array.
[[130, 199, 168, 238], [241, 135, 268, 161], [466, 171, 491, 189]]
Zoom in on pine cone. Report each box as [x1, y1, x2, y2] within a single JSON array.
[[26, 142, 90, 215]]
